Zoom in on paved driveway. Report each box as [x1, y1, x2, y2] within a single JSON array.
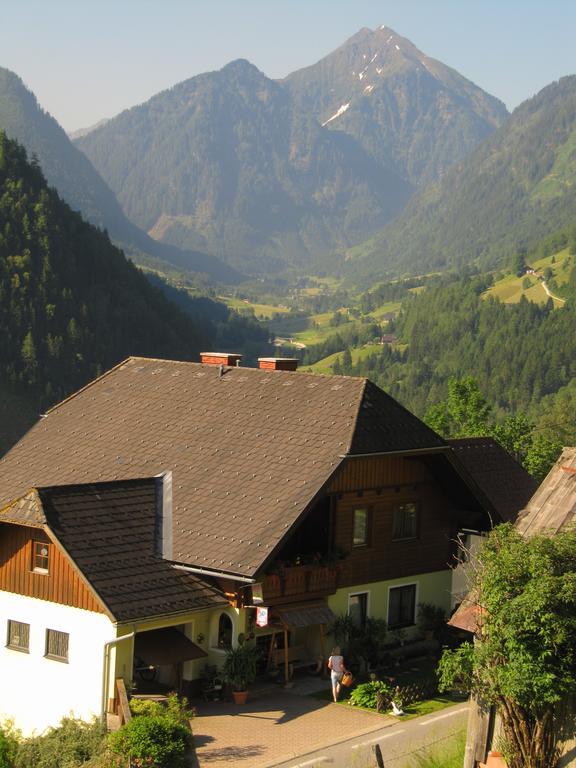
[[191, 692, 392, 768]]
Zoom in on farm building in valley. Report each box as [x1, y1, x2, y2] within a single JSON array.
[[0, 355, 536, 733]]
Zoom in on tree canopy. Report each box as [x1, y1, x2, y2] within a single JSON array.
[[439, 524, 576, 768]]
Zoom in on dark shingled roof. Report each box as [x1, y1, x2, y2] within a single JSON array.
[[447, 437, 538, 523], [1, 479, 227, 622], [0, 358, 444, 577], [516, 447, 576, 536]]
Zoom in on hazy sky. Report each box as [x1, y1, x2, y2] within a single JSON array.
[[2, 0, 575, 132]]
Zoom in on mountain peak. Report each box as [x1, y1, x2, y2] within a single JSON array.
[[221, 58, 262, 76]]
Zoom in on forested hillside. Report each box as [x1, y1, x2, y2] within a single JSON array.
[[0, 133, 267, 454], [76, 59, 412, 273], [350, 76, 576, 280], [342, 271, 576, 433], [0, 67, 238, 282]]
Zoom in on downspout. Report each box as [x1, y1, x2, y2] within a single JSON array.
[[101, 631, 135, 725]]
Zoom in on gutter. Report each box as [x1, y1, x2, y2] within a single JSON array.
[[338, 446, 449, 459], [101, 631, 135, 725], [173, 563, 255, 583]]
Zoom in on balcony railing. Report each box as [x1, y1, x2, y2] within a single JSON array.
[[262, 564, 340, 603]]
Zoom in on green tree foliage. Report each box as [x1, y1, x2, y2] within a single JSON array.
[[0, 132, 214, 414], [512, 249, 527, 277], [352, 76, 576, 281], [438, 525, 576, 768], [346, 273, 576, 451], [424, 377, 561, 480]]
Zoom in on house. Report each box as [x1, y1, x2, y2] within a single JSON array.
[[451, 447, 576, 768], [0, 355, 536, 734]]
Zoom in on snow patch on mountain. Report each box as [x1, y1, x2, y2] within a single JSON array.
[[322, 103, 351, 126]]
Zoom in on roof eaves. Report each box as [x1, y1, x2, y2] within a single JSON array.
[[345, 378, 369, 454], [44, 356, 135, 416], [253, 456, 348, 578], [42, 524, 116, 622], [0, 489, 45, 527], [443, 448, 497, 526]]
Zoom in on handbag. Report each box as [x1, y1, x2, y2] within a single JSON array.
[[341, 671, 353, 687]]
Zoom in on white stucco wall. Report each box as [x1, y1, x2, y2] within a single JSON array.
[[0, 591, 115, 735]]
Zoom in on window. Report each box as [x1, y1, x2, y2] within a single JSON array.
[[392, 503, 418, 541], [217, 613, 233, 650], [353, 508, 369, 547], [45, 629, 69, 662], [6, 620, 30, 652], [32, 541, 50, 573], [388, 584, 417, 629], [348, 592, 368, 630]]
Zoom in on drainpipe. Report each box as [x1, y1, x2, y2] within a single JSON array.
[[101, 631, 135, 726]]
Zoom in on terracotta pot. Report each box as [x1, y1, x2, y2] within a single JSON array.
[[232, 690, 249, 705]]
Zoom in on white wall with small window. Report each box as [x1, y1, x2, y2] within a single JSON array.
[[0, 590, 115, 735]]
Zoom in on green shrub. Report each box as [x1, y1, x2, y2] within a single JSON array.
[[0, 722, 20, 768], [348, 681, 392, 710], [130, 692, 194, 727], [14, 718, 104, 768], [108, 715, 191, 768]]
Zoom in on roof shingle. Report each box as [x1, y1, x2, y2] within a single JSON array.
[[0, 358, 444, 576]]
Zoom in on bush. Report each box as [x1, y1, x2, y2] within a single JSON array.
[[14, 718, 104, 768], [0, 722, 19, 768], [349, 681, 392, 710], [108, 716, 191, 768], [130, 692, 194, 727]]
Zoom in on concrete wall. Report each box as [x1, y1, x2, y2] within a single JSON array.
[[0, 590, 115, 735]]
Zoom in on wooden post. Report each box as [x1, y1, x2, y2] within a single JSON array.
[[373, 743, 385, 767], [319, 623, 326, 678], [267, 630, 277, 670], [283, 629, 290, 684]]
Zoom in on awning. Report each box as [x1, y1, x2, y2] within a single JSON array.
[[134, 628, 207, 665], [274, 602, 336, 629]]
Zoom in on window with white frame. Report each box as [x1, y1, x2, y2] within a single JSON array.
[[32, 541, 50, 573], [392, 503, 418, 541], [6, 620, 30, 652], [45, 629, 69, 662], [388, 584, 416, 629]]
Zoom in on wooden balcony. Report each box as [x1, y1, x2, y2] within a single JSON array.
[[262, 565, 340, 605]]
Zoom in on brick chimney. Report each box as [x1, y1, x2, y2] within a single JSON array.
[[200, 352, 242, 367], [258, 357, 299, 372]]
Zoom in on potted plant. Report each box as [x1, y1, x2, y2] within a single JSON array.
[[223, 636, 259, 704], [417, 602, 446, 641]]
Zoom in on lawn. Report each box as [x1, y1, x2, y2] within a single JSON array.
[[218, 295, 290, 319], [309, 657, 466, 722], [484, 247, 572, 307], [303, 344, 380, 374], [407, 728, 466, 768]]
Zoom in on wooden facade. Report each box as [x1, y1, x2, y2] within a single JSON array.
[[256, 454, 462, 603], [0, 523, 105, 614]]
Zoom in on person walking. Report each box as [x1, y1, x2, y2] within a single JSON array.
[[327, 646, 346, 702]]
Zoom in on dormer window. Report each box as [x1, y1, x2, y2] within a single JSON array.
[[33, 541, 50, 573]]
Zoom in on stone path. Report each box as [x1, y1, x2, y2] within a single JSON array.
[[191, 688, 391, 768]]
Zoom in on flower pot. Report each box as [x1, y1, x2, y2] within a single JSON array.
[[232, 690, 249, 704]]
